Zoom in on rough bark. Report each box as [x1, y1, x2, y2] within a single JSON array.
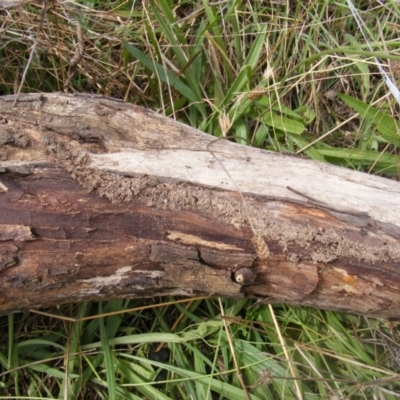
[[0, 92, 400, 317]]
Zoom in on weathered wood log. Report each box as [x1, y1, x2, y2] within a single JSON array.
[[1, 92, 400, 317]]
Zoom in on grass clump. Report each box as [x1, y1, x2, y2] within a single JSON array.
[[1, 0, 400, 398], [1, 299, 400, 399]]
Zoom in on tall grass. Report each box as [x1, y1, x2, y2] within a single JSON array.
[[1, 0, 400, 398]]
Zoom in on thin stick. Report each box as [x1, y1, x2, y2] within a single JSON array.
[[29, 296, 208, 322], [62, 4, 85, 91], [155, 299, 196, 352], [296, 92, 392, 154], [206, 138, 255, 234], [13, 1, 48, 107]]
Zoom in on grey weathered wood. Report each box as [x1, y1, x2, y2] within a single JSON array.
[[1, 92, 400, 317]]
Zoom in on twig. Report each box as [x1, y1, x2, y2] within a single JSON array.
[[62, 4, 85, 91], [12, 0, 48, 107]]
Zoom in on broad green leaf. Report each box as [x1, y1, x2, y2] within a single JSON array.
[[123, 354, 263, 400], [117, 358, 173, 400], [317, 146, 399, 164], [294, 105, 316, 125], [244, 24, 268, 71], [221, 26, 267, 108], [339, 94, 400, 146], [352, 61, 370, 100], [287, 133, 326, 162], [263, 111, 305, 135], [256, 96, 305, 120], [253, 124, 268, 147], [28, 363, 79, 379], [15, 339, 65, 352], [123, 41, 199, 106], [83, 320, 223, 350], [317, 147, 399, 175], [222, 65, 252, 108], [234, 120, 249, 145]]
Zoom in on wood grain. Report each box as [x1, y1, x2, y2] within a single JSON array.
[[1, 92, 400, 317]]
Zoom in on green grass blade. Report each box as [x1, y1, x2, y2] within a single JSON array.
[[263, 111, 305, 135], [339, 94, 400, 146], [123, 354, 263, 400], [99, 303, 116, 400], [221, 25, 267, 108], [123, 41, 200, 107]]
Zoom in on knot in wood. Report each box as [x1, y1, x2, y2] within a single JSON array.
[[234, 267, 254, 285]]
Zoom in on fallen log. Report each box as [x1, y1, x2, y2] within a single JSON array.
[[0, 92, 400, 317]]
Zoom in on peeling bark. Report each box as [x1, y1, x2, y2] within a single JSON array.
[[0, 92, 400, 317]]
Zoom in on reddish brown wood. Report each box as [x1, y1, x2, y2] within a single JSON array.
[[0, 167, 254, 312]]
